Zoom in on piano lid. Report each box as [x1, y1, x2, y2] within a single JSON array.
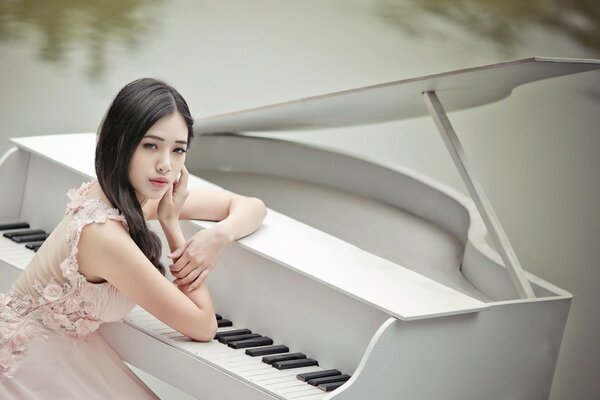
[[194, 57, 600, 133]]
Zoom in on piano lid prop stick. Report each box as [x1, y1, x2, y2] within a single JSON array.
[[422, 90, 535, 299]]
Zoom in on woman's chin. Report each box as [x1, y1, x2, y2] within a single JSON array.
[[135, 188, 168, 203], [146, 191, 167, 200]]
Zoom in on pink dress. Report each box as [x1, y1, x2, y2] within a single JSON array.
[[0, 182, 159, 399]]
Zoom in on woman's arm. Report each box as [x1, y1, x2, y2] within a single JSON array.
[[77, 220, 217, 341], [169, 191, 267, 290], [144, 180, 268, 292], [145, 185, 267, 241]]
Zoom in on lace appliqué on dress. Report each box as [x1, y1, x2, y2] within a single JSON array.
[[0, 181, 127, 378]]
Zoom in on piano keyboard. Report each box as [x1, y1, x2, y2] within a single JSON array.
[[0, 222, 351, 398], [0, 222, 45, 270], [125, 307, 352, 399]]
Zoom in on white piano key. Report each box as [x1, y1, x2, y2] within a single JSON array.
[[272, 382, 325, 398], [133, 316, 160, 324], [279, 386, 323, 398], [266, 379, 308, 390], [288, 391, 327, 400], [2, 249, 28, 258], [217, 351, 261, 363], [215, 326, 245, 333], [1, 244, 22, 251], [211, 352, 250, 363], [176, 340, 242, 359], [211, 346, 262, 359], [250, 366, 323, 382], [229, 361, 273, 372], [135, 318, 167, 327], [254, 372, 310, 386]]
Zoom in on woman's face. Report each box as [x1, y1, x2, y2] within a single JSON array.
[[128, 112, 189, 203]]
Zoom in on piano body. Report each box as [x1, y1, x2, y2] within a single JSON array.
[[1, 57, 598, 399]]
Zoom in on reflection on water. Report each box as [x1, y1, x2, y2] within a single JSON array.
[[0, 0, 163, 79], [375, 0, 600, 56], [1, 0, 598, 82]]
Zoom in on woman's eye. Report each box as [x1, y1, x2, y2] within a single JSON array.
[[143, 143, 158, 150], [174, 147, 187, 154]]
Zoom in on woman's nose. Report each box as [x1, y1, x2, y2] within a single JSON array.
[[156, 152, 171, 173]]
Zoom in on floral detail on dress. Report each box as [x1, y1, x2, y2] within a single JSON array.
[[0, 288, 49, 377], [0, 181, 129, 378], [65, 180, 94, 214]]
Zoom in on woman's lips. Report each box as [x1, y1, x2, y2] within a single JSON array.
[[149, 178, 168, 187]]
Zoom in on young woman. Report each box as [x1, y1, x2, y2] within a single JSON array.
[[0, 78, 267, 398]]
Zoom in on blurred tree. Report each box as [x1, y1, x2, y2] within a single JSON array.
[[375, 0, 600, 56], [0, 0, 162, 79]]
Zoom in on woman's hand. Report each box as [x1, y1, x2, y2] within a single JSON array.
[[157, 166, 190, 224], [168, 227, 232, 292]]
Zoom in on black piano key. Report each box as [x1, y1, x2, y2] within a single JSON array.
[[0, 222, 29, 230], [228, 337, 273, 349], [217, 319, 233, 328], [25, 241, 45, 250], [12, 233, 49, 243], [32, 245, 42, 252], [4, 229, 45, 239], [215, 314, 222, 320], [246, 345, 289, 357], [214, 329, 252, 340], [262, 352, 306, 365], [272, 358, 318, 370], [318, 381, 347, 392], [297, 369, 341, 382], [218, 333, 261, 344], [308, 374, 351, 387]]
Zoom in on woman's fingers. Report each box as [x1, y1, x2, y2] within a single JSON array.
[[189, 269, 210, 292], [174, 267, 201, 285], [169, 253, 189, 274], [172, 166, 190, 208], [179, 165, 189, 189], [171, 263, 190, 278]]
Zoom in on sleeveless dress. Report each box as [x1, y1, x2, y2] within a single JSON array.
[[0, 182, 159, 399]]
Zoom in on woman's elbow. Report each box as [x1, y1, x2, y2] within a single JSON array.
[[191, 316, 218, 342], [250, 197, 268, 222]]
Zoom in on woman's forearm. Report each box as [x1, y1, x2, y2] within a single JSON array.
[[161, 218, 216, 332], [160, 219, 186, 253], [211, 197, 267, 242]]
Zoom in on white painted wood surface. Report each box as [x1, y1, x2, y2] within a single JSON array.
[[330, 297, 571, 400], [192, 57, 600, 133], [0, 147, 29, 222], [184, 134, 512, 302]]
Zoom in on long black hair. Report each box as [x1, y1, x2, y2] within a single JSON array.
[[95, 78, 194, 274]]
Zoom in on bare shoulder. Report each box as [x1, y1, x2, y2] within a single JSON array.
[[76, 218, 137, 278], [78, 217, 131, 250]]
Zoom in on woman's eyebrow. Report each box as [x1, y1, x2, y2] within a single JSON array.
[[144, 134, 187, 145]]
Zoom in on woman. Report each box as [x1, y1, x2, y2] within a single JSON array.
[[0, 78, 267, 398]]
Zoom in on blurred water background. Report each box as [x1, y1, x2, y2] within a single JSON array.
[[1, 1, 599, 398]]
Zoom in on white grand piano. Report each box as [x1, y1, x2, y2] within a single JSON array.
[[1, 57, 598, 399]]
